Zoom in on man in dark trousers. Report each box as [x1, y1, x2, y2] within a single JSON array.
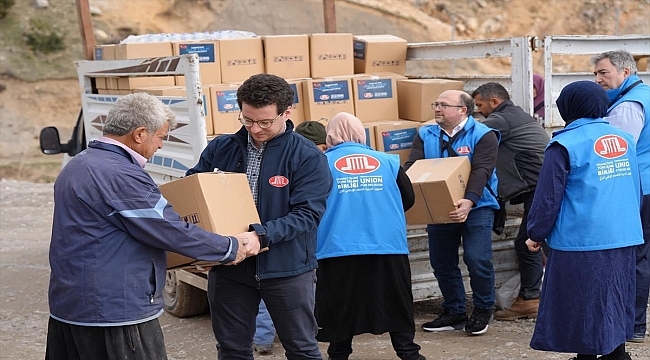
[[472, 82, 549, 320]]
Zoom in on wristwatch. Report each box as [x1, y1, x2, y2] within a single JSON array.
[[248, 223, 269, 250]]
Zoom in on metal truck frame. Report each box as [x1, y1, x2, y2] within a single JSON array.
[[40, 34, 650, 317]]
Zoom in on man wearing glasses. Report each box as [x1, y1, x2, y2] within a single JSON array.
[[187, 74, 332, 359], [404, 90, 500, 336]]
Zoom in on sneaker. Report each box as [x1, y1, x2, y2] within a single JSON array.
[[253, 343, 273, 355], [464, 307, 493, 335], [627, 332, 645, 343], [421, 309, 468, 332], [597, 352, 632, 360], [494, 297, 539, 321]]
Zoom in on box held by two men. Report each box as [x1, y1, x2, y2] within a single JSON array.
[[159, 172, 261, 270], [405, 157, 471, 225]]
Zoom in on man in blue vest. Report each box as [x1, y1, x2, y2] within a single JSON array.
[[592, 50, 650, 344], [404, 90, 500, 336]]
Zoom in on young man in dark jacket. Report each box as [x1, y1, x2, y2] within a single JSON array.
[[187, 74, 332, 359], [472, 82, 549, 320]]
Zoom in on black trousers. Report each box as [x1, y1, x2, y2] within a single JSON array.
[[327, 332, 421, 360], [45, 317, 167, 360], [514, 191, 544, 299]]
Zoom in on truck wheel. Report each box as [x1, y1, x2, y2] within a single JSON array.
[[163, 270, 208, 318]]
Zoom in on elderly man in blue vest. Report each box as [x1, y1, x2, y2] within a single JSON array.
[[404, 90, 500, 336], [592, 50, 650, 344]]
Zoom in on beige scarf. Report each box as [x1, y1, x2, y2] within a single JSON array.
[[326, 112, 366, 147]]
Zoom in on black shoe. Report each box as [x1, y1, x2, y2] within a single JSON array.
[[464, 307, 493, 335], [597, 352, 632, 360], [421, 309, 468, 332]]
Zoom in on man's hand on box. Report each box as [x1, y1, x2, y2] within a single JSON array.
[[236, 231, 261, 257], [450, 198, 473, 222]]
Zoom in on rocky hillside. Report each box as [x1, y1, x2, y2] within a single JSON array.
[[0, 0, 648, 182]]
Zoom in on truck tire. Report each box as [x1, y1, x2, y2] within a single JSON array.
[[163, 270, 209, 318]]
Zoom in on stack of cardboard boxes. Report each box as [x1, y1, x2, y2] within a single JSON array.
[[92, 33, 465, 165]]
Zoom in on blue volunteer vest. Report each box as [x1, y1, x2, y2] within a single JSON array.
[[547, 118, 643, 251], [317, 142, 409, 260], [606, 75, 650, 195], [419, 115, 500, 209]]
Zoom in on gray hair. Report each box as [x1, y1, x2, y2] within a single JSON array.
[[590, 50, 638, 75], [459, 92, 475, 115], [103, 93, 177, 136]]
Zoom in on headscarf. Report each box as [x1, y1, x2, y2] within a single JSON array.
[[555, 81, 609, 126], [295, 121, 327, 145], [326, 112, 366, 147], [533, 73, 545, 119]]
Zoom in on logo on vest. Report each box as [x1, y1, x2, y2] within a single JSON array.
[[594, 135, 628, 159], [334, 154, 380, 174], [456, 146, 471, 155], [268, 175, 289, 188]]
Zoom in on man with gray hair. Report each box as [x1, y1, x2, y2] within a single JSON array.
[[592, 49, 650, 344], [46, 93, 253, 360]]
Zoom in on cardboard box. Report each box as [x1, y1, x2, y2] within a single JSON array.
[[114, 42, 173, 60], [397, 79, 465, 122], [352, 75, 399, 122], [134, 86, 214, 135], [209, 83, 242, 134], [263, 35, 310, 79], [302, 78, 355, 121], [94, 77, 107, 90], [287, 79, 306, 126], [364, 123, 376, 149], [353, 35, 407, 75], [159, 172, 261, 269], [309, 33, 354, 78], [93, 44, 116, 60], [172, 41, 221, 85], [106, 77, 120, 90], [218, 37, 265, 83], [405, 157, 471, 225], [368, 120, 421, 166], [117, 76, 176, 90]]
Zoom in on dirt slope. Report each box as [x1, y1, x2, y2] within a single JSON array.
[[0, 0, 648, 182]]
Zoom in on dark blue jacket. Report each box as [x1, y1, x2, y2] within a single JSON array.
[[187, 121, 332, 280], [49, 141, 238, 326]]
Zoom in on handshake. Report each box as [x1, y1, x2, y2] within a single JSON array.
[[227, 225, 270, 266]]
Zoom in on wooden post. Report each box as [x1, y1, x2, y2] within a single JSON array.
[[323, 0, 337, 33], [75, 0, 96, 60]]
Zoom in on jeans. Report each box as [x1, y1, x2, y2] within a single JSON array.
[[253, 300, 276, 346], [634, 194, 650, 335], [427, 206, 495, 314], [514, 192, 543, 300], [208, 270, 322, 360]]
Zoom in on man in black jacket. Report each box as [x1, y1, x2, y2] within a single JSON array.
[[472, 82, 549, 321]]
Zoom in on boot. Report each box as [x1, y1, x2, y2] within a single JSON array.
[[494, 297, 539, 321]]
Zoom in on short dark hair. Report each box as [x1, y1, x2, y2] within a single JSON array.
[[237, 74, 294, 115], [471, 82, 510, 101], [459, 92, 475, 114]]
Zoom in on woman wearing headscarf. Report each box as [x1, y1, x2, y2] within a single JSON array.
[[525, 81, 643, 360], [533, 73, 545, 120], [315, 112, 424, 360]]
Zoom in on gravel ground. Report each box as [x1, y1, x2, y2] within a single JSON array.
[[0, 179, 648, 360]]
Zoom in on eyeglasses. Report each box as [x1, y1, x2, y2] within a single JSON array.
[[432, 102, 465, 110], [238, 111, 284, 129]]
